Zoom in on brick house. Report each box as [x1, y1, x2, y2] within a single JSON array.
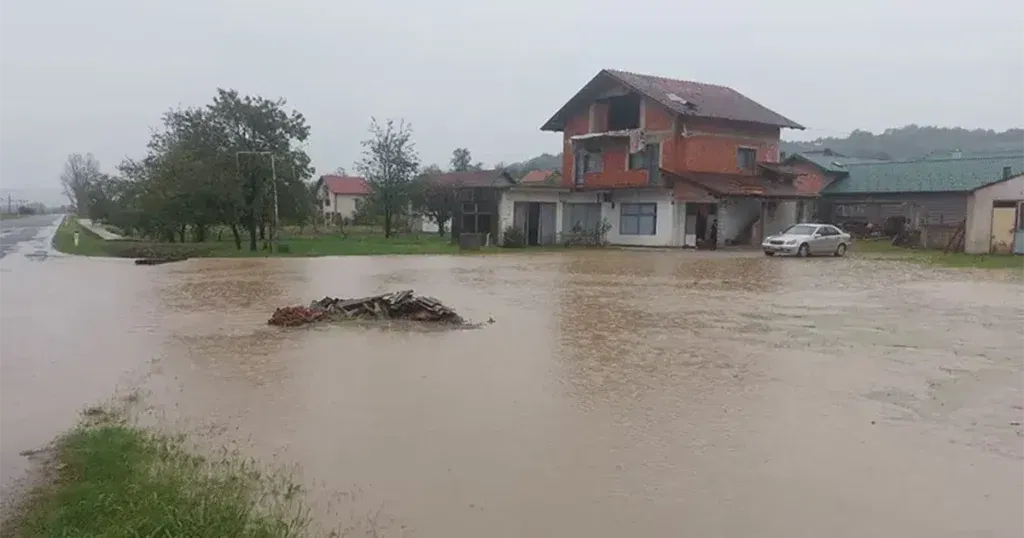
[[500, 69, 811, 248]]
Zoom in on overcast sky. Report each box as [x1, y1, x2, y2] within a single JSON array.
[[2, 0, 1022, 199]]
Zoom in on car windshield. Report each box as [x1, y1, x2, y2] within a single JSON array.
[[782, 225, 818, 236]]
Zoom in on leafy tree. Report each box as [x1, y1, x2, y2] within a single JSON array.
[[410, 164, 457, 236], [356, 118, 419, 238], [450, 148, 473, 172], [205, 89, 313, 251]]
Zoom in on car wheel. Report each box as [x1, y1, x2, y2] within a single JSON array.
[[798, 243, 810, 257], [834, 243, 847, 257], [764, 251, 775, 257]]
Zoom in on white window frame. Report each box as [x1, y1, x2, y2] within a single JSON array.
[[620, 203, 657, 236]]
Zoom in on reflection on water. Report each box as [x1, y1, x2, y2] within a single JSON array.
[[2, 250, 1022, 537]]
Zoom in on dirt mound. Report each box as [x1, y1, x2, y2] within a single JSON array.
[[268, 290, 465, 327]]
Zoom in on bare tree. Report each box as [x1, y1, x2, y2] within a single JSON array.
[[356, 118, 419, 238], [60, 153, 101, 214]]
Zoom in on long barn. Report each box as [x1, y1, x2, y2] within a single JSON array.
[[817, 152, 1024, 250]]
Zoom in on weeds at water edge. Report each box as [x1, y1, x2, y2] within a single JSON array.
[[4, 407, 314, 538]]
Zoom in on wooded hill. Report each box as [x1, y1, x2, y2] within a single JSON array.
[[506, 126, 1024, 173]]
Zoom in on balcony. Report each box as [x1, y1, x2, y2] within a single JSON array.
[[571, 137, 661, 190]]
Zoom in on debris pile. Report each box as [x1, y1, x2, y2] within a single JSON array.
[[268, 305, 326, 327], [268, 290, 465, 327], [135, 256, 190, 266]]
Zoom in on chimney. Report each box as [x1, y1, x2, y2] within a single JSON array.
[[1003, 166, 1012, 180]]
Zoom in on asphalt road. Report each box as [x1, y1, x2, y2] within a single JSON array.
[[0, 214, 61, 259]]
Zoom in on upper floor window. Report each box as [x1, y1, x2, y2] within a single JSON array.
[[628, 151, 645, 170], [737, 147, 757, 170], [583, 151, 602, 173], [606, 94, 641, 130]]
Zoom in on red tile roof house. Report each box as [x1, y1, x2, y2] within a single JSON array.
[[509, 68, 813, 248], [316, 175, 370, 221]]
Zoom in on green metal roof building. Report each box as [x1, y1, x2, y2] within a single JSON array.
[[814, 152, 1024, 250]]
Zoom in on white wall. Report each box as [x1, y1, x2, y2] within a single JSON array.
[[719, 198, 761, 245], [498, 189, 565, 245], [323, 194, 363, 219], [603, 190, 675, 247], [764, 201, 798, 237], [965, 175, 1024, 254], [498, 188, 684, 247]]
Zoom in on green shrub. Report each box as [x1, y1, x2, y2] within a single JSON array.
[[501, 225, 525, 248]]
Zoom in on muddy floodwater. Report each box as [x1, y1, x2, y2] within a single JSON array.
[[2, 248, 1022, 537]]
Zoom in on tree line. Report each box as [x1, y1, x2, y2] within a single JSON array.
[[61, 89, 522, 249], [780, 125, 1024, 161]]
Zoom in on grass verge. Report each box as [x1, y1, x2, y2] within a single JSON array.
[[853, 238, 1024, 270], [53, 216, 460, 258], [4, 411, 312, 538]]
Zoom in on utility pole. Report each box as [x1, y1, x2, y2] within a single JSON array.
[[235, 151, 279, 252]]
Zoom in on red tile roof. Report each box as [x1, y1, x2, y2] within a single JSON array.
[[541, 69, 803, 131], [520, 170, 558, 183], [667, 170, 815, 199], [321, 175, 370, 195], [429, 170, 516, 188]]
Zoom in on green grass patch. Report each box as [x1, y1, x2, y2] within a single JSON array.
[[53, 216, 460, 258], [6, 419, 312, 538], [853, 238, 1024, 270]]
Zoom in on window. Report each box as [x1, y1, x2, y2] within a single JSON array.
[[460, 202, 491, 234], [620, 203, 657, 235], [583, 151, 602, 173], [782, 224, 817, 236], [628, 151, 645, 170], [324, 197, 331, 207], [607, 94, 641, 130], [736, 147, 757, 170]]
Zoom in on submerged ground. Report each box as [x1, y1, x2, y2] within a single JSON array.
[[1, 224, 1022, 537]]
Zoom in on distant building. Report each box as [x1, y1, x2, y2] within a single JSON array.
[[424, 169, 517, 244], [817, 153, 1024, 251], [518, 170, 561, 185], [316, 175, 370, 220], [781, 148, 890, 220]]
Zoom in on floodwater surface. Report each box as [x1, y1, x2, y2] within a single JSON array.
[[2, 248, 1022, 537]]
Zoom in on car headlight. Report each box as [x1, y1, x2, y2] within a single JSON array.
[[784, 240, 797, 245]]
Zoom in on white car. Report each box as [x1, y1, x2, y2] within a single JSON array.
[[762, 223, 851, 257]]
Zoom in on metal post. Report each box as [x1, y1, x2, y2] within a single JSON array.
[[236, 150, 279, 252], [270, 155, 279, 252]]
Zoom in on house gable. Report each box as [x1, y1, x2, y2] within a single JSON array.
[[541, 69, 804, 132]]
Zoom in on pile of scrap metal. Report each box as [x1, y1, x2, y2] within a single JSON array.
[[268, 290, 465, 327]]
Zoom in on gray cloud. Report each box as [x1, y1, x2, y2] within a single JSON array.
[[2, 0, 1022, 194]]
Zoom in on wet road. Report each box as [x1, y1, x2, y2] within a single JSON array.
[[0, 214, 61, 258], [1, 249, 1022, 537]]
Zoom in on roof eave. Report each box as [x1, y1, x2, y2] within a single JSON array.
[[538, 70, 614, 133]]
